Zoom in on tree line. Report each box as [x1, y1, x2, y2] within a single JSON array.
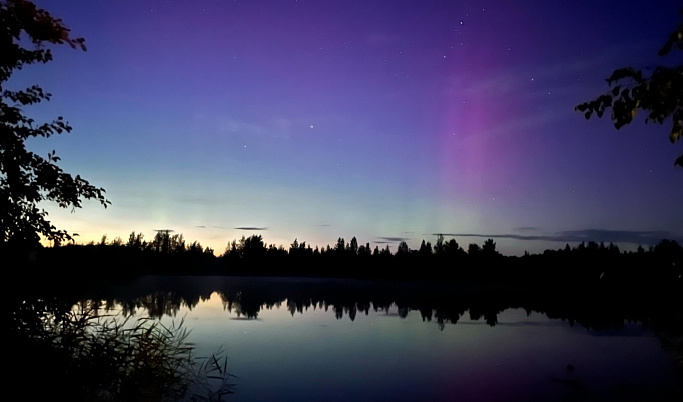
[[17, 231, 683, 287]]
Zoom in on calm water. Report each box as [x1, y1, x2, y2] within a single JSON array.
[[85, 275, 682, 402]]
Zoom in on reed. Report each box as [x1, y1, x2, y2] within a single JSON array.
[[8, 298, 234, 401]]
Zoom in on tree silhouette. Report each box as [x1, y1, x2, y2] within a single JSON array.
[[239, 234, 265, 258], [290, 238, 299, 253], [445, 238, 463, 257], [1, 0, 109, 251], [397, 241, 410, 255], [576, 6, 683, 166], [434, 234, 445, 255], [347, 236, 358, 255], [127, 231, 145, 250], [482, 238, 498, 257], [467, 243, 481, 256], [418, 240, 433, 255]]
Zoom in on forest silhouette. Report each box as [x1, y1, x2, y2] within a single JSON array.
[[10, 231, 682, 290]]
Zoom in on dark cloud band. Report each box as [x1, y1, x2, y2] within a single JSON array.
[[377, 237, 410, 243], [433, 229, 678, 245]]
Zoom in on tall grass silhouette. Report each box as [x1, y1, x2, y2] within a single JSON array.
[[8, 298, 234, 401]]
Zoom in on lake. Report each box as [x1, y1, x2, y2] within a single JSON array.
[[10, 275, 683, 401]]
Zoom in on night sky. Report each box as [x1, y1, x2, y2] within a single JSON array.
[[13, 0, 683, 255]]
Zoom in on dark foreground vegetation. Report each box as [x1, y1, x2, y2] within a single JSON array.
[[4, 231, 682, 289], [5, 298, 235, 401]]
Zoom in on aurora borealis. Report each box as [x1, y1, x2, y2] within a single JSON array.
[[13, 0, 683, 255]]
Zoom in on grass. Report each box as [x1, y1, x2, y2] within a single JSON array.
[[8, 298, 235, 401]]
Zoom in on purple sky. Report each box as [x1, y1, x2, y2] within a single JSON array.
[[13, 0, 683, 255]]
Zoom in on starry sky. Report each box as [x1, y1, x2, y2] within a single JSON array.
[[12, 0, 683, 255]]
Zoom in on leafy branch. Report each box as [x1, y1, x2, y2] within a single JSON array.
[[576, 7, 683, 166]]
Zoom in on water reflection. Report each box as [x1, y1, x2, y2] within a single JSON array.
[[8, 275, 683, 401], [92, 276, 682, 333], [48, 276, 683, 370]]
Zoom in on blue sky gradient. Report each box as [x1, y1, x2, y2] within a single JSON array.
[[13, 0, 683, 255]]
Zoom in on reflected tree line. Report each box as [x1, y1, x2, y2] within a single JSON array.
[[17, 276, 681, 364], [5, 255, 682, 398], [18, 274, 683, 331], [20, 231, 683, 286]]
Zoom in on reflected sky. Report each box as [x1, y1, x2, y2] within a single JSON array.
[[145, 292, 681, 402]]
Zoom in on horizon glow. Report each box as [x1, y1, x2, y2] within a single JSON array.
[[13, 0, 683, 256]]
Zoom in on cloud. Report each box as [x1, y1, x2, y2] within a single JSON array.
[[436, 229, 678, 245], [514, 227, 540, 232], [452, 57, 592, 100], [234, 227, 269, 231], [553, 229, 676, 245], [218, 119, 266, 136], [209, 116, 315, 141], [376, 236, 410, 243]]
